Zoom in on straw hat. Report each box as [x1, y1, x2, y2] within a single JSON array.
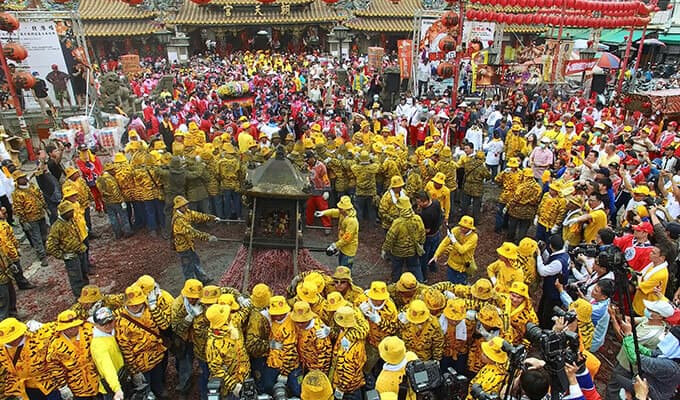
[[326, 292, 347, 312], [78, 285, 103, 304], [56, 310, 84, 332], [497, 242, 519, 260], [396, 272, 418, 292], [443, 298, 466, 321], [458, 215, 475, 231], [269, 295, 291, 316], [251, 283, 273, 308], [406, 300, 430, 324], [206, 304, 231, 329], [508, 281, 529, 299], [125, 284, 147, 306], [200, 285, 221, 305], [432, 172, 446, 185], [481, 336, 508, 364], [301, 370, 333, 400], [0, 318, 27, 345], [378, 336, 406, 365], [334, 305, 356, 328], [470, 279, 495, 300], [367, 281, 389, 301], [173, 195, 190, 209], [181, 279, 203, 299], [389, 175, 405, 189], [291, 301, 315, 323], [297, 281, 320, 304], [477, 304, 503, 329]]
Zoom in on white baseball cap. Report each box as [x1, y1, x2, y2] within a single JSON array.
[[643, 299, 675, 318]]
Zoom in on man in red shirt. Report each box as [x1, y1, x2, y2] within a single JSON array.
[[304, 151, 331, 234], [614, 221, 655, 272]]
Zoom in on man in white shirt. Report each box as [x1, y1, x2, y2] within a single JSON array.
[[417, 60, 431, 97], [528, 118, 546, 141]]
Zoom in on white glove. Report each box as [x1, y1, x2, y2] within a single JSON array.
[[423, 159, 430, 166], [191, 304, 203, 316], [324, 157, 332, 164], [381, 250, 387, 260], [208, 235, 218, 242], [359, 302, 371, 316], [121, 202, 127, 210], [502, 206, 508, 214], [185, 313, 194, 323], [340, 337, 351, 351], [316, 325, 331, 339], [368, 312, 381, 324], [334, 389, 344, 399], [238, 296, 252, 308], [466, 310, 477, 321], [59, 386, 74, 400], [270, 340, 284, 350], [113, 390, 124, 400], [398, 312, 408, 324], [314, 210, 324, 217], [550, 225, 560, 234], [63, 253, 76, 260], [25, 319, 43, 332], [322, 192, 330, 201], [444, 290, 455, 300], [533, 216, 538, 226], [277, 374, 288, 384], [233, 383, 243, 397]]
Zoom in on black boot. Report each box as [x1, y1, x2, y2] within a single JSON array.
[[12, 263, 35, 290]]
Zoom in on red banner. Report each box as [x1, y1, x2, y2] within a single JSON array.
[[397, 40, 413, 79], [564, 59, 597, 75]]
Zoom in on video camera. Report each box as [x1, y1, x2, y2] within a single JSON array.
[[207, 378, 299, 400], [400, 359, 468, 400], [552, 305, 578, 325], [525, 323, 581, 393], [567, 243, 599, 259], [469, 383, 500, 400]]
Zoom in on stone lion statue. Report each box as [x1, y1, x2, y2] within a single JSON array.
[[97, 72, 140, 116]]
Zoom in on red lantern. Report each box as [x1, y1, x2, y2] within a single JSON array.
[[190, 0, 212, 3], [438, 35, 457, 52], [0, 13, 19, 32], [441, 11, 459, 27], [13, 71, 35, 89], [53, 0, 70, 3], [3, 42, 27, 61], [466, 9, 476, 19], [437, 62, 455, 78], [323, 0, 339, 3]]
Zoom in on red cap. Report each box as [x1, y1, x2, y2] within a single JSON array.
[[217, 120, 225, 126], [335, 116, 342, 122], [670, 121, 678, 127], [624, 157, 640, 166], [633, 221, 654, 234]]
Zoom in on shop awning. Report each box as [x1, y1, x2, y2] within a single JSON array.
[[659, 33, 680, 45], [79, 0, 157, 20], [599, 28, 644, 44], [83, 20, 160, 37], [345, 18, 413, 32], [542, 28, 591, 40]]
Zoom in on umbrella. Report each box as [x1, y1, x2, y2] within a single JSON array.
[[639, 38, 666, 47], [597, 52, 620, 69]]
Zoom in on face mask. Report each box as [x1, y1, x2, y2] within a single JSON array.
[[540, 143, 546, 149], [644, 309, 652, 318]]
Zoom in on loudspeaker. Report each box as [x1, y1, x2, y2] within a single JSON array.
[[591, 74, 606, 96]]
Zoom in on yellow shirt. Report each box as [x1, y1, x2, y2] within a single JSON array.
[[584, 208, 607, 243]]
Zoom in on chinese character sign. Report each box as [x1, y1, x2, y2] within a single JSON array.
[[397, 40, 412, 79]]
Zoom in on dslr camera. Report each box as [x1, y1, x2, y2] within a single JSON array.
[[552, 305, 578, 325], [469, 383, 500, 400], [402, 359, 468, 400], [567, 243, 599, 259], [207, 378, 298, 400]]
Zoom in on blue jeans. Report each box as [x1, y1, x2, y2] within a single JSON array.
[[131, 201, 146, 230], [355, 195, 376, 223], [495, 202, 507, 232], [26, 219, 48, 259], [198, 360, 210, 400], [339, 251, 354, 269], [391, 255, 423, 283], [222, 189, 242, 219], [213, 194, 225, 219], [447, 268, 467, 284], [143, 200, 158, 231], [260, 364, 302, 397], [178, 250, 210, 283], [420, 232, 441, 281], [105, 203, 132, 237], [144, 354, 167, 399], [25, 388, 61, 400]]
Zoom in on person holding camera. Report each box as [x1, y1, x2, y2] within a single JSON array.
[[536, 235, 570, 328], [467, 336, 509, 400], [632, 246, 670, 316], [375, 336, 418, 400]]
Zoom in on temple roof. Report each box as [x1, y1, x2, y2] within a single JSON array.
[[84, 20, 161, 37], [79, 0, 158, 20]]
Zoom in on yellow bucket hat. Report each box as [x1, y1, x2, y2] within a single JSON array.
[[125, 284, 147, 306], [432, 172, 446, 185], [378, 336, 406, 365], [422, 288, 446, 313], [390, 175, 405, 189], [56, 310, 84, 332], [206, 304, 231, 329], [200, 285, 221, 305], [251, 283, 272, 308], [334, 305, 356, 328], [396, 272, 418, 292], [367, 281, 389, 301], [481, 336, 508, 364], [497, 242, 519, 260], [136, 275, 156, 295], [508, 281, 529, 299], [181, 279, 203, 299], [297, 280, 320, 304], [291, 301, 315, 323], [477, 304, 503, 329], [443, 298, 466, 321], [173, 195, 190, 209], [470, 279, 495, 300], [570, 299, 593, 322], [337, 195, 354, 210], [301, 370, 333, 400], [518, 237, 538, 257], [218, 293, 240, 310], [113, 152, 127, 163], [458, 215, 475, 231], [269, 295, 291, 316], [332, 266, 352, 282], [78, 284, 103, 304], [326, 292, 347, 312], [0, 318, 27, 345], [406, 300, 430, 324]]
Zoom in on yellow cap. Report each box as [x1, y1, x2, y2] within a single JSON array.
[[301, 370, 333, 400], [269, 295, 291, 316], [125, 284, 147, 306], [113, 152, 127, 163], [481, 336, 508, 364], [11, 170, 26, 180], [396, 272, 418, 292], [406, 299, 430, 324], [181, 279, 203, 299], [78, 284, 103, 304], [506, 157, 520, 168], [633, 185, 651, 196], [334, 305, 356, 328], [291, 301, 315, 323], [251, 283, 272, 308], [206, 304, 231, 329], [136, 275, 156, 295], [200, 285, 221, 305], [337, 195, 354, 210], [297, 280, 320, 304], [389, 175, 405, 189], [367, 281, 389, 301], [55, 309, 84, 332], [508, 281, 529, 299], [0, 318, 27, 345], [64, 166, 79, 178], [424, 136, 434, 145], [379, 336, 406, 365], [62, 186, 78, 199], [305, 272, 326, 294]]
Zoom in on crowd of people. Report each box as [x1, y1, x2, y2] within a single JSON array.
[[2, 50, 680, 400]]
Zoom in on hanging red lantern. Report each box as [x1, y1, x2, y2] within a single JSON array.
[[437, 62, 455, 78], [323, 0, 339, 3], [438, 35, 457, 52], [190, 0, 212, 4], [0, 13, 19, 32], [466, 9, 475, 19], [3, 42, 27, 61], [13, 71, 35, 89], [122, 0, 143, 5], [441, 11, 459, 27]]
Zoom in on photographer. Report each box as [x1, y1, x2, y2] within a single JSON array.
[[613, 221, 654, 272], [613, 318, 680, 400], [570, 230, 616, 301], [467, 337, 508, 400], [536, 235, 570, 328], [508, 358, 596, 400]]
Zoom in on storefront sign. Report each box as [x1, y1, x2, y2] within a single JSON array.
[[397, 40, 412, 79], [120, 54, 141, 76], [564, 59, 597, 75]]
